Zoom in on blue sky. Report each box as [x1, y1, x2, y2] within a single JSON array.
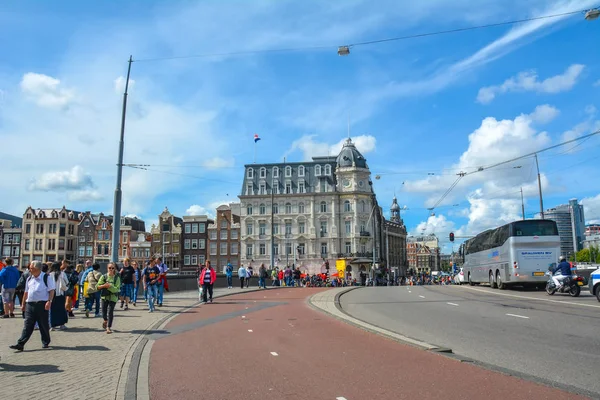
[[1, 0, 599, 252]]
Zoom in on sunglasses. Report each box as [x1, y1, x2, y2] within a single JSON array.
[[108, 267, 116, 270]]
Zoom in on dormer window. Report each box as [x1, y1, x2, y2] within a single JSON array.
[[324, 165, 331, 175], [273, 167, 279, 178], [315, 165, 322, 176], [84, 220, 90, 227], [247, 168, 254, 179], [285, 166, 292, 177], [259, 167, 266, 178], [298, 165, 305, 177], [102, 220, 107, 229]]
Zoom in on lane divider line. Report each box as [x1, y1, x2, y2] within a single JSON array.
[[248, 329, 253, 332], [506, 313, 529, 319], [463, 286, 600, 309], [270, 352, 278, 356], [419, 295, 425, 299], [446, 302, 459, 306], [336, 397, 348, 400]]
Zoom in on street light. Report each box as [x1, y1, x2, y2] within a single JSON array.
[[585, 8, 600, 21], [337, 46, 350, 56]]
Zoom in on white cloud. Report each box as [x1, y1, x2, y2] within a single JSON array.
[[203, 157, 235, 169], [186, 204, 210, 216], [286, 134, 377, 160], [412, 214, 455, 236], [124, 214, 141, 219], [114, 76, 135, 94], [477, 64, 585, 104], [28, 166, 94, 192], [529, 104, 560, 124], [20, 72, 74, 109], [581, 194, 600, 223], [67, 190, 104, 202]]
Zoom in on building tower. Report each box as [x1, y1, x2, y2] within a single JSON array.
[[390, 196, 402, 224]]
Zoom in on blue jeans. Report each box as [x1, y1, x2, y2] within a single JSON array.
[[146, 285, 158, 310], [133, 283, 140, 302], [258, 277, 266, 288], [157, 282, 164, 305], [226, 276, 233, 287], [85, 292, 101, 315]]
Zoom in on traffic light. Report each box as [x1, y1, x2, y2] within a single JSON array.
[[449, 232, 455, 242]]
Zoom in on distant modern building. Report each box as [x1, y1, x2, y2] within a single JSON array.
[[181, 215, 213, 273], [150, 207, 183, 272], [207, 204, 240, 273], [545, 199, 586, 257], [585, 224, 600, 237]]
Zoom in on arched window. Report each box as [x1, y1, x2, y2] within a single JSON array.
[[259, 203, 266, 215], [344, 200, 352, 212], [324, 164, 331, 175], [247, 168, 254, 179], [273, 203, 279, 214], [247, 204, 253, 215], [285, 203, 292, 214], [298, 202, 305, 214], [315, 165, 322, 176], [273, 167, 279, 178], [298, 165, 305, 177], [285, 166, 292, 177], [320, 201, 327, 213], [259, 167, 266, 178]]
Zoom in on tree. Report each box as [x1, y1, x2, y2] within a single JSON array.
[[569, 246, 600, 263]]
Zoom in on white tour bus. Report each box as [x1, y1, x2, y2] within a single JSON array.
[[462, 220, 561, 289]]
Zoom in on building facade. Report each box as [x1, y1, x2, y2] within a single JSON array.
[[1, 227, 22, 266], [150, 207, 182, 272], [406, 234, 440, 273], [21, 206, 80, 266], [585, 224, 600, 237], [182, 215, 213, 273], [382, 196, 408, 276], [545, 198, 586, 257], [207, 204, 240, 273], [238, 138, 381, 276], [130, 233, 152, 266]]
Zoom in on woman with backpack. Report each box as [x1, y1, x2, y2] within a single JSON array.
[[63, 261, 79, 318], [97, 262, 121, 334], [84, 263, 102, 318]]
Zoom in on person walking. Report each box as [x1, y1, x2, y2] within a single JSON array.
[[131, 261, 141, 306], [271, 267, 279, 287], [225, 263, 233, 289], [50, 262, 68, 330], [246, 265, 253, 288], [155, 257, 168, 307], [9, 260, 55, 351], [63, 260, 78, 318], [199, 261, 216, 304], [73, 263, 84, 310], [0, 258, 21, 318], [79, 260, 93, 311], [14, 264, 29, 318], [84, 263, 102, 318], [97, 262, 121, 334], [238, 264, 247, 289], [258, 264, 268, 289], [144, 259, 161, 312], [119, 258, 135, 310]]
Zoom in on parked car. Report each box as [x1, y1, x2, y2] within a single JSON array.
[[454, 268, 465, 285], [589, 267, 600, 302]]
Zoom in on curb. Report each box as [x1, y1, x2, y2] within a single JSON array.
[[122, 287, 284, 400]]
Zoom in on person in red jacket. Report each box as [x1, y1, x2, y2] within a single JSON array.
[[199, 261, 217, 304]]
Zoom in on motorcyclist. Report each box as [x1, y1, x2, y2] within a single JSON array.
[[551, 256, 572, 289]]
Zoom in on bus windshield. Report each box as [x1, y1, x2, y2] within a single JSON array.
[[511, 220, 558, 237]]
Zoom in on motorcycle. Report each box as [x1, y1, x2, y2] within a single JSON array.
[[545, 271, 585, 297]]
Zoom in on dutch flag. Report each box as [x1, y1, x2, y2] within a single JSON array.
[[254, 134, 261, 143]]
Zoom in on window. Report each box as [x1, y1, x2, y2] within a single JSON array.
[[79, 236, 85, 244], [345, 242, 352, 254], [26, 224, 31, 234], [104, 231, 110, 240], [246, 184, 253, 196], [79, 247, 85, 257], [273, 203, 279, 214], [199, 239, 205, 249], [199, 255, 206, 264], [122, 246, 128, 257], [192, 239, 198, 249], [59, 223, 66, 237], [246, 244, 253, 256], [286, 242, 292, 255], [162, 223, 169, 232], [259, 223, 266, 236], [25, 239, 30, 251], [191, 223, 198, 234], [315, 165, 322, 176], [285, 166, 292, 177], [220, 230, 228, 240], [50, 224, 58, 234], [298, 203, 305, 213], [259, 243, 266, 255], [360, 201, 366, 213], [273, 244, 279, 256], [163, 233, 170, 243], [273, 167, 279, 178], [299, 222, 305, 234], [84, 220, 90, 227], [247, 168, 254, 178], [67, 239, 74, 251], [191, 255, 197, 265], [145, 249, 150, 258], [68, 225, 74, 235], [320, 221, 327, 237], [97, 231, 103, 241], [360, 222, 366, 233], [123, 232, 128, 243], [298, 165, 305, 177], [221, 220, 228, 229], [247, 223, 253, 235], [259, 183, 266, 195], [133, 249, 138, 258], [324, 164, 331, 175], [231, 242, 238, 255], [272, 181, 280, 194], [321, 243, 328, 255], [36, 224, 44, 234], [320, 201, 327, 213], [247, 204, 253, 215], [285, 182, 292, 194], [86, 247, 93, 257], [185, 224, 191, 234], [285, 203, 292, 214], [210, 231, 217, 240], [259, 204, 266, 215], [231, 230, 238, 240], [59, 239, 65, 250], [345, 220, 352, 235], [48, 239, 56, 250], [298, 181, 305, 194], [273, 224, 279, 235], [298, 243, 305, 255], [260, 167, 266, 178], [2, 247, 10, 257], [285, 222, 292, 235], [199, 223, 206, 233], [102, 220, 107, 229], [103, 244, 109, 255], [344, 200, 352, 212], [320, 180, 328, 193], [153, 234, 160, 242], [210, 242, 217, 255], [220, 243, 228, 255], [184, 255, 191, 265]]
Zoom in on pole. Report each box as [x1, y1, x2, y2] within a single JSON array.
[[111, 55, 133, 263], [535, 154, 544, 219], [520, 187, 525, 220], [385, 225, 390, 285], [571, 204, 578, 262], [270, 189, 274, 269]]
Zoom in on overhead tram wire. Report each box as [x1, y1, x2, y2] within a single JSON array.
[[131, 9, 592, 63], [126, 165, 238, 185]]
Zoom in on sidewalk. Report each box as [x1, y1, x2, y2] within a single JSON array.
[[0, 286, 259, 400]]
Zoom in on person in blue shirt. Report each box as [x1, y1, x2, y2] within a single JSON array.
[[552, 256, 572, 289], [0, 258, 22, 318], [225, 263, 233, 289]]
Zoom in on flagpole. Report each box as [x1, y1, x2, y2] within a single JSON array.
[[254, 141, 256, 164]]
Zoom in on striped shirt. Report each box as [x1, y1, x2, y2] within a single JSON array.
[[203, 270, 212, 284]]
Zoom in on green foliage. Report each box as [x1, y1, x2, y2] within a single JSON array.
[[569, 245, 600, 263]]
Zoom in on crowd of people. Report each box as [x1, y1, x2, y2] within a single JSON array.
[[0, 256, 169, 351]]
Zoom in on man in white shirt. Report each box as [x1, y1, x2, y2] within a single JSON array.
[[238, 265, 247, 289], [9, 260, 55, 351]]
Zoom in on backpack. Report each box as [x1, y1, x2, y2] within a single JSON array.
[[24, 272, 49, 289], [16, 270, 28, 291], [65, 271, 79, 296]]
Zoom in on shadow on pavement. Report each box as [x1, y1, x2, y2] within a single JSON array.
[[128, 329, 170, 335], [58, 327, 103, 333], [0, 363, 62, 377], [27, 345, 110, 352]]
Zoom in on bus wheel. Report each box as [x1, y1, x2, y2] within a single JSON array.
[[468, 273, 475, 286], [489, 272, 497, 289], [496, 272, 506, 290]]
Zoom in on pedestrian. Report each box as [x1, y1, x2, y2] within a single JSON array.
[[73, 263, 84, 310], [14, 263, 29, 318], [63, 260, 78, 318], [0, 258, 20, 318], [50, 262, 69, 330], [9, 260, 55, 351], [97, 262, 121, 334], [131, 261, 141, 306], [293, 268, 301, 287], [258, 264, 268, 289], [79, 260, 93, 311], [271, 267, 279, 286], [119, 258, 135, 310], [238, 264, 247, 289], [199, 261, 216, 303], [144, 258, 161, 312], [284, 266, 292, 287], [84, 263, 102, 318], [225, 263, 233, 289], [246, 265, 253, 288], [155, 257, 168, 307]]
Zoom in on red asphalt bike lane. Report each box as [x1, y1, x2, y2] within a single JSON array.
[[149, 288, 587, 400]]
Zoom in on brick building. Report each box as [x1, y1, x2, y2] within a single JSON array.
[[207, 204, 241, 273], [150, 207, 182, 272], [181, 215, 213, 273]]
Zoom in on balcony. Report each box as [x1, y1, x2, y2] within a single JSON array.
[[359, 231, 371, 237]]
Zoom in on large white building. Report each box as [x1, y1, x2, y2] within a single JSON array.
[[238, 138, 384, 275]]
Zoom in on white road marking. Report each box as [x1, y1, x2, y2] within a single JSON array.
[[463, 286, 600, 309], [408, 291, 412, 293], [242, 316, 246, 318], [506, 313, 529, 319], [270, 352, 279, 356], [446, 302, 459, 306], [336, 397, 348, 400], [248, 329, 253, 332], [419, 295, 425, 299]]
